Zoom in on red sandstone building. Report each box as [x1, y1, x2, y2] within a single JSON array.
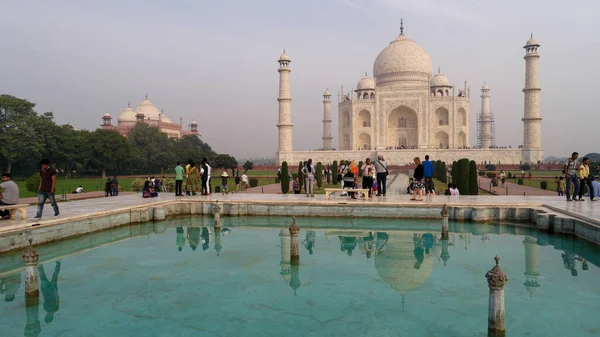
[[101, 96, 198, 138]]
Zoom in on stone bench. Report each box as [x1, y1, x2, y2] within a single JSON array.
[[0, 204, 29, 220], [324, 188, 370, 200]]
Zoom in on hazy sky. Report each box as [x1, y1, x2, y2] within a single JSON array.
[[1, 0, 597, 159]]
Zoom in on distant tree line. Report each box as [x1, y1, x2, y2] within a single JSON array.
[[0, 95, 238, 178]]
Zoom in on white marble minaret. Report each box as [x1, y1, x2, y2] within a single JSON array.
[[522, 35, 543, 163], [479, 83, 493, 148], [277, 51, 293, 163], [322, 89, 333, 150]]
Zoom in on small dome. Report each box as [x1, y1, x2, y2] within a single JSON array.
[[356, 75, 375, 90], [430, 71, 449, 87], [373, 32, 432, 84], [118, 105, 136, 122], [481, 82, 490, 90], [103, 112, 111, 118], [134, 98, 161, 120], [190, 120, 198, 125], [279, 51, 290, 62], [324, 89, 331, 96], [525, 35, 539, 46]]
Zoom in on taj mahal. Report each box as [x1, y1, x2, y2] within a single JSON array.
[[276, 21, 543, 165]]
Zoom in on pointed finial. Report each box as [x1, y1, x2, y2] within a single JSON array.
[[145, 93, 148, 100], [531, 32, 533, 38], [365, 70, 368, 77], [283, 48, 286, 54], [128, 101, 130, 108], [495, 255, 500, 265], [400, 18, 404, 35], [438, 67, 440, 74]]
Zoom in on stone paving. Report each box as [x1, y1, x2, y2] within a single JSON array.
[[478, 176, 556, 196]]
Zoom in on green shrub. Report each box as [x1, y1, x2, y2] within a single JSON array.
[[441, 162, 447, 183], [469, 160, 478, 195], [249, 178, 258, 187], [479, 171, 486, 176], [25, 173, 41, 192], [508, 172, 513, 178], [518, 178, 523, 185], [281, 161, 290, 194], [486, 172, 494, 178], [451, 161, 458, 184], [456, 158, 471, 195], [358, 161, 363, 177], [332, 161, 338, 184], [540, 181, 548, 190], [520, 164, 531, 171], [215, 186, 221, 193], [316, 162, 323, 189], [326, 165, 331, 184], [297, 161, 304, 191], [131, 178, 145, 192]]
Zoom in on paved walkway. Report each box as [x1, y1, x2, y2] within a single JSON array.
[[18, 191, 137, 205], [478, 177, 556, 196]]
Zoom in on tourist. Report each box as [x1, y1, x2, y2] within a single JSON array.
[[361, 158, 375, 197], [423, 155, 434, 196], [185, 159, 192, 178], [32, 159, 60, 220], [0, 273, 20, 302], [277, 168, 282, 182], [186, 161, 200, 196], [564, 152, 580, 201], [0, 173, 19, 220], [407, 178, 414, 195], [444, 183, 452, 195], [39, 261, 61, 323], [301, 159, 315, 197], [73, 185, 84, 194], [292, 176, 300, 194], [338, 160, 349, 195], [104, 178, 113, 197], [374, 155, 388, 196], [187, 227, 200, 251], [491, 174, 499, 193], [111, 176, 119, 196], [205, 158, 212, 195], [161, 176, 168, 192], [578, 157, 595, 201], [153, 177, 161, 192], [174, 161, 184, 196], [241, 172, 249, 191], [220, 171, 229, 195], [200, 159, 209, 195], [557, 176, 565, 197], [343, 168, 357, 199], [235, 173, 241, 193], [411, 157, 424, 201], [350, 161, 359, 198], [591, 177, 600, 200], [500, 170, 506, 187], [451, 184, 460, 196], [142, 181, 158, 198], [303, 230, 316, 255]]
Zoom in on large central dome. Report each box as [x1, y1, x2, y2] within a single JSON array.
[[373, 30, 432, 85]]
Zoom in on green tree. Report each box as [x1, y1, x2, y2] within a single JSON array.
[[316, 162, 323, 189], [88, 130, 132, 178], [451, 161, 458, 185], [127, 123, 175, 173], [456, 158, 471, 195], [441, 162, 447, 183], [280, 161, 290, 194], [435, 160, 442, 180], [358, 161, 363, 177], [332, 161, 338, 184], [469, 160, 479, 195], [213, 154, 238, 170], [326, 164, 331, 184], [243, 160, 253, 174], [297, 161, 304, 191]]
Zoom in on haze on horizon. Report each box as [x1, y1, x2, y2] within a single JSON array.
[[0, 0, 597, 160]]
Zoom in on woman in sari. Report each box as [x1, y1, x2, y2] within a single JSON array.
[[186, 161, 200, 196]]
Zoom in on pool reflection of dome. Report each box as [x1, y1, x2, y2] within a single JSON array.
[[375, 232, 434, 296]]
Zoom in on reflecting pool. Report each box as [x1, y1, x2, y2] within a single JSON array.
[[1, 216, 599, 337]]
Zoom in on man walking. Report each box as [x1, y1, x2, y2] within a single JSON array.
[[0, 173, 19, 220], [374, 155, 388, 196], [578, 157, 595, 201], [33, 159, 59, 220], [174, 161, 184, 196], [111, 176, 119, 196], [564, 152, 580, 201], [423, 155, 435, 196]]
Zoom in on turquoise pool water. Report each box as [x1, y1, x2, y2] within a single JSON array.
[[1, 216, 599, 337]]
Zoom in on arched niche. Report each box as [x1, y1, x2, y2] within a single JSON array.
[[358, 133, 371, 150], [435, 107, 449, 126], [458, 108, 467, 126], [435, 131, 449, 149], [358, 109, 371, 127], [457, 131, 467, 147]]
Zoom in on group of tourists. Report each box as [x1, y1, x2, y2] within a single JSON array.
[[104, 176, 119, 197], [408, 155, 435, 201], [172, 159, 249, 197], [563, 152, 596, 201]]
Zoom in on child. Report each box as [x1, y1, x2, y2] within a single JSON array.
[[558, 176, 565, 197], [444, 183, 452, 195], [292, 177, 300, 194], [220, 171, 229, 194], [407, 178, 414, 195]]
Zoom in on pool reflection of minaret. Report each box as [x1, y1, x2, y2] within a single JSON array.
[[523, 235, 540, 297], [279, 229, 291, 284]]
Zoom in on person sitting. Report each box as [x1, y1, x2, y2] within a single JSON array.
[[0, 173, 19, 220], [343, 171, 356, 199], [450, 184, 460, 196], [72, 185, 84, 194], [407, 178, 414, 195], [444, 183, 452, 196], [142, 181, 158, 198]]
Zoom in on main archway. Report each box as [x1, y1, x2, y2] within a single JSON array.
[[387, 105, 418, 149]]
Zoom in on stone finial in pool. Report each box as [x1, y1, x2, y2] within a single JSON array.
[[22, 246, 39, 266], [486, 256, 508, 289], [440, 204, 449, 217], [213, 201, 222, 229], [289, 217, 299, 236]]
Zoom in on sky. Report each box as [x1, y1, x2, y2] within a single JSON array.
[[0, 0, 598, 160]]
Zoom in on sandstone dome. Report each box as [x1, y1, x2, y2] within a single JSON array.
[[134, 99, 161, 120], [374, 232, 434, 295], [373, 32, 432, 85], [430, 71, 449, 87], [356, 75, 375, 90], [118, 105, 136, 122]]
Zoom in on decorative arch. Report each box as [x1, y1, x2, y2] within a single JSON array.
[[358, 109, 371, 127], [445, 89, 449, 96], [458, 108, 467, 126], [370, 92, 374, 99], [435, 107, 449, 126], [342, 134, 350, 147], [431, 90, 436, 97], [435, 131, 449, 149], [437, 89, 444, 97], [358, 133, 371, 150], [362, 93, 369, 99], [387, 105, 418, 148], [342, 111, 351, 127], [457, 131, 467, 147]]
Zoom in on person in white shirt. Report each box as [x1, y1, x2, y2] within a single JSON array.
[[241, 173, 249, 191], [0, 173, 19, 220], [74, 186, 84, 194], [301, 159, 316, 197]]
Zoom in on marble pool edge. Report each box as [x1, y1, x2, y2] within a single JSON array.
[[0, 199, 598, 253]]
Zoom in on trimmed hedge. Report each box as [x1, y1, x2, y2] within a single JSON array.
[[358, 161, 363, 177], [441, 162, 447, 183], [518, 178, 523, 185], [332, 161, 338, 184], [456, 158, 471, 195], [297, 161, 304, 191], [281, 161, 290, 194], [249, 178, 258, 187], [469, 160, 478, 195], [540, 181, 548, 190], [486, 172, 494, 178], [316, 162, 323, 189]]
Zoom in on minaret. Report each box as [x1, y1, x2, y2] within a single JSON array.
[[322, 89, 333, 150], [522, 34, 542, 163], [479, 83, 492, 148], [523, 235, 540, 297], [277, 50, 293, 164]]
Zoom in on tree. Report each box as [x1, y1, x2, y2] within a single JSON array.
[[213, 154, 238, 170], [280, 161, 290, 194], [127, 123, 175, 173], [316, 162, 323, 189], [332, 161, 338, 184], [243, 160, 254, 174], [358, 161, 363, 177], [451, 161, 458, 184], [88, 130, 132, 178], [326, 164, 331, 184], [456, 158, 471, 195], [519, 164, 531, 171], [297, 161, 304, 192], [441, 162, 447, 183], [435, 160, 442, 181], [469, 160, 479, 195]]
